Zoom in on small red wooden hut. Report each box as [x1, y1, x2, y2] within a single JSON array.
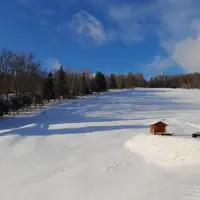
[[149, 121, 168, 135]]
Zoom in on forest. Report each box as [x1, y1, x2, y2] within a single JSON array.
[[0, 48, 199, 117]]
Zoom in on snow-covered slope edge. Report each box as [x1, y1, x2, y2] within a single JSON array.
[[125, 134, 200, 168]]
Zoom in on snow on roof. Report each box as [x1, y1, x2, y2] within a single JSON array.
[[149, 120, 168, 126]]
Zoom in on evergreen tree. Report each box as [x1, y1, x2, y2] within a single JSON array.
[[21, 95, 32, 110], [92, 71, 107, 93], [0, 99, 9, 117], [43, 72, 55, 102], [135, 73, 146, 87], [0, 100, 5, 117], [80, 72, 89, 97], [9, 97, 22, 116], [55, 66, 69, 99], [90, 78, 98, 93], [70, 73, 79, 98], [108, 74, 117, 89]]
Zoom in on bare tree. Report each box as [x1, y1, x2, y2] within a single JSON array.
[[0, 49, 13, 96]]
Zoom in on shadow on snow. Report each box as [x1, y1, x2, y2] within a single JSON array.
[[0, 89, 198, 137], [0, 124, 149, 136]]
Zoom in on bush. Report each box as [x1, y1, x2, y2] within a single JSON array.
[[0, 99, 9, 117], [9, 97, 22, 115]]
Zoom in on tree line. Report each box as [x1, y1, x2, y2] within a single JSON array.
[[148, 73, 200, 89], [1, 48, 200, 117], [0, 49, 147, 117]]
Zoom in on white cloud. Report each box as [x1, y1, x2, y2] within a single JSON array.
[[43, 59, 61, 71], [170, 37, 200, 72], [67, 7, 146, 44], [148, 35, 200, 73], [154, 0, 200, 73], [63, 0, 200, 71], [147, 56, 175, 70], [106, 0, 200, 44], [147, 35, 200, 73], [157, 0, 200, 41], [158, 0, 200, 72], [89, 0, 199, 44], [21, 0, 200, 72], [68, 10, 106, 44], [108, 0, 199, 72], [109, 5, 134, 21], [107, 3, 154, 42], [142, 56, 174, 76]]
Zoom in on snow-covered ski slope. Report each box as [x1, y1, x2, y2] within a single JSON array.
[[1, 88, 200, 200]]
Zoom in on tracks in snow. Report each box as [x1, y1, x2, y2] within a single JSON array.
[[170, 118, 200, 135], [103, 162, 130, 172], [165, 184, 200, 200], [172, 119, 200, 129]]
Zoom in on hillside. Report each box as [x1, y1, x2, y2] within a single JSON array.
[[1, 89, 200, 200]]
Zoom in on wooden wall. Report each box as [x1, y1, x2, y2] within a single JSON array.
[[150, 123, 167, 134]]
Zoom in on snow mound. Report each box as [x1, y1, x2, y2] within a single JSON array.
[[125, 134, 200, 168]]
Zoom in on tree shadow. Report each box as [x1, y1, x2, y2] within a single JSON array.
[[0, 89, 198, 137], [0, 124, 149, 137]]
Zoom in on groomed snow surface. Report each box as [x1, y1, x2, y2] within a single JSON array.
[[125, 134, 200, 168], [1, 89, 200, 199]]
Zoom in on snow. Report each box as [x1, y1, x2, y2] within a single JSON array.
[[148, 120, 168, 125], [125, 134, 200, 168], [1, 88, 200, 199]]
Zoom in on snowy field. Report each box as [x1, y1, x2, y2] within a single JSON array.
[[1, 89, 200, 199]]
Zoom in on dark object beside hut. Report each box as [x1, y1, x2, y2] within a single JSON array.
[[192, 132, 200, 138]]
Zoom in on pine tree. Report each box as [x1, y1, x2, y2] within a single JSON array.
[[108, 74, 117, 89], [92, 71, 107, 93], [80, 72, 89, 97], [55, 66, 69, 99], [90, 78, 97, 93], [70, 73, 79, 98], [135, 73, 146, 87], [43, 72, 55, 102], [0, 99, 8, 117]]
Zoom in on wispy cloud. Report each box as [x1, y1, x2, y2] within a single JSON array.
[[147, 56, 175, 70], [108, 4, 147, 42], [18, 0, 200, 72], [68, 10, 107, 44], [87, 1, 155, 43], [139, 55, 175, 76], [109, 4, 135, 21], [156, 0, 200, 72], [42, 59, 61, 71], [106, 0, 200, 72]]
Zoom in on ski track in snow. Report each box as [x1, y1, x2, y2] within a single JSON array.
[[1, 89, 200, 199]]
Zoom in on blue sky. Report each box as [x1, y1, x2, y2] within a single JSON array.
[[1, 0, 200, 77]]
